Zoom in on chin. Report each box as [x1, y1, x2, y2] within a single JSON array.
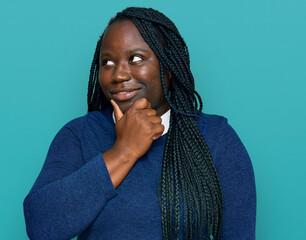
[[117, 102, 133, 113]]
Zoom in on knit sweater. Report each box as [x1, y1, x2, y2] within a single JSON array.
[[23, 107, 256, 240]]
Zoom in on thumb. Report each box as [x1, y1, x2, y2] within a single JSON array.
[[110, 99, 124, 122]]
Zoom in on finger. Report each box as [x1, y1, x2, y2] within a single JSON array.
[[152, 124, 165, 140], [145, 108, 157, 117], [148, 115, 162, 124], [110, 99, 124, 122], [147, 100, 152, 109], [133, 98, 151, 110], [153, 135, 161, 140]]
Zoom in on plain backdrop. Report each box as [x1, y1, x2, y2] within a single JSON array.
[[0, 0, 305, 239]]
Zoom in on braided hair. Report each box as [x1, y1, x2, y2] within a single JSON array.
[[87, 7, 223, 240]]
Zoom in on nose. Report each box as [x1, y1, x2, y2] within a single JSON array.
[[112, 62, 131, 82]]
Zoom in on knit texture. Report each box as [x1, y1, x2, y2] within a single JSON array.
[[24, 107, 256, 240]]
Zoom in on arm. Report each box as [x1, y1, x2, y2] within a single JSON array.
[[103, 99, 164, 188], [24, 98, 164, 240], [24, 126, 117, 240], [213, 120, 256, 240]]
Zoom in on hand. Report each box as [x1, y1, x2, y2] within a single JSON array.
[[110, 98, 164, 160]]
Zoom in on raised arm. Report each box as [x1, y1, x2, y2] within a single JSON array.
[[103, 98, 164, 188]]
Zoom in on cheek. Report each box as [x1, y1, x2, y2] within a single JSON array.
[[144, 71, 165, 101], [135, 66, 153, 80], [98, 74, 110, 97], [141, 65, 161, 85], [136, 60, 160, 79]]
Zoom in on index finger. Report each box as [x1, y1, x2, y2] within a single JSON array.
[[110, 99, 124, 122], [132, 98, 152, 110]]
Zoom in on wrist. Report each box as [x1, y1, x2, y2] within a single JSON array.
[[111, 142, 139, 163]]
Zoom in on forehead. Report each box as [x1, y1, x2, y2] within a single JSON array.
[[100, 20, 150, 52]]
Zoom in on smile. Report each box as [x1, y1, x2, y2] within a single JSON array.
[[112, 89, 140, 101]]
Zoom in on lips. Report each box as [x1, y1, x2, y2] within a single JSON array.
[[111, 88, 141, 101]]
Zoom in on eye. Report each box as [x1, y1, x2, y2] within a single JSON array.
[[130, 56, 143, 63], [102, 60, 115, 67]]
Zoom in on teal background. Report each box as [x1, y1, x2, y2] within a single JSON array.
[[0, 0, 305, 239]]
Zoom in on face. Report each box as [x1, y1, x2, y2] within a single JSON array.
[[98, 20, 170, 116]]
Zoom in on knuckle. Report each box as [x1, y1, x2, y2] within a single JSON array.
[[152, 116, 162, 124], [142, 123, 152, 135], [157, 116, 162, 123], [158, 124, 165, 133], [136, 97, 147, 104], [146, 109, 156, 116]]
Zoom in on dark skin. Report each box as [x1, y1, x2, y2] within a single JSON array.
[[100, 20, 171, 188]]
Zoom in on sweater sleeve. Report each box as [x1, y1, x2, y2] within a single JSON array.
[[23, 125, 118, 240], [213, 119, 256, 240]]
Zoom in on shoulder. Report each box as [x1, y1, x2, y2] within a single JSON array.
[[198, 113, 252, 170], [48, 108, 114, 150], [62, 107, 114, 137], [199, 112, 242, 147], [197, 113, 230, 151], [198, 113, 228, 136]]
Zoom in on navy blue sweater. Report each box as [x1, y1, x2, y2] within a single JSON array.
[[24, 107, 256, 240]]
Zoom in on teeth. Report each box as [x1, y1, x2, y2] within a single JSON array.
[[117, 92, 128, 94]]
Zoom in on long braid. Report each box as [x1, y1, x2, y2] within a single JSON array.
[[87, 7, 223, 240]]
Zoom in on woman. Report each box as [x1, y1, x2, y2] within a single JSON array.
[[24, 7, 256, 240]]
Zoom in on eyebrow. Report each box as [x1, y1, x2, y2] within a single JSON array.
[[100, 53, 111, 58], [100, 48, 149, 59], [129, 48, 149, 54]]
